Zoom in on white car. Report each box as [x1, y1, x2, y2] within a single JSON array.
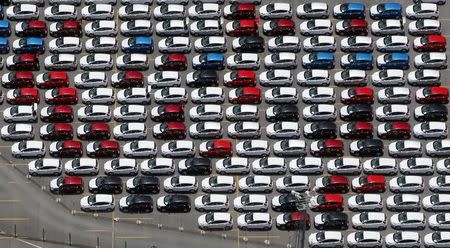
[[429, 213, 450, 230], [274, 139, 307, 157], [236, 140, 270, 157], [264, 53, 297, 69], [12, 141, 45, 158], [389, 141, 422, 157], [423, 194, 450, 211], [409, 19, 441, 35], [341, 36, 373, 52], [327, 157, 361, 175], [426, 140, 450, 157], [265, 87, 298, 104], [155, 20, 188, 36], [188, 3, 221, 20], [113, 123, 147, 140], [116, 54, 149, 70], [154, 87, 187, 104], [190, 104, 222, 122], [48, 37, 82, 54], [123, 141, 157, 158], [227, 53, 260, 70], [64, 158, 99, 176], [297, 70, 329, 86], [334, 69, 366, 86], [289, 157, 323, 175], [430, 176, 450, 193], [163, 175, 197, 193], [303, 36, 336, 53], [376, 36, 409, 52], [191, 87, 224, 104], [140, 158, 174, 175], [227, 121, 260, 139], [225, 105, 258, 122], [153, 4, 185, 21], [80, 54, 113, 71], [117, 87, 151, 104], [299, 19, 333, 36], [268, 36, 301, 53], [80, 194, 114, 212], [82, 88, 114, 105], [391, 212, 426, 230], [252, 157, 286, 175], [189, 122, 222, 139], [371, 19, 404, 36], [413, 121, 447, 139], [233, 194, 268, 212], [194, 194, 229, 212], [118, 4, 151, 20], [239, 175, 272, 193], [308, 231, 343, 248], [389, 176, 424, 193], [161, 141, 195, 158], [77, 105, 111, 122], [74, 72, 108, 89], [375, 105, 409, 121], [198, 213, 233, 231], [259, 3, 292, 19], [85, 20, 117, 37], [6, 4, 39, 20], [201, 176, 235, 193], [81, 4, 114, 20], [44, 5, 77, 21], [303, 104, 336, 121], [387, 194, 421, 212], [44, 54, 77, 70], [266, 122, 300, 139], [424, 231, 450, 248], [406, 3, 439, 19], [352, 212, 387, 230], [3, 104, 37, 123], [377, 87, 410, 104], [385, 231, 421, 248], [189, 20, 222, 36], [363, 158, 397, 175], [348, 194, 383, 211], [437, 158, 450, 175], [147, 71, 180, 89], [347, 231, 382, 248], [302, 87, 335, 104], [104, 158, 138, 176], [414, 52, 447, 69], [1, 124, 34, 141], [85, 37, 117, 53], [158, 37, 191, 53], [120, 20, 153, 36], [215, 157, 249, 175], [296, 2, 328, 18], [28, 158, 61, 176], [237, 213, 272, 231], [275, 175, 309, 193], [259, 70, 293, 87], [195, 36, 226, 53], [372, 70, 405, 87]]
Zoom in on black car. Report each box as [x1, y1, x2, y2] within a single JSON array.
[[415, 104, 448, 122], [232, 36, 265, 53], [157, 194, 191, 213], [350, 139, 384, 157], [88, 176, 123, 194], [266, 105, 299, 122], [340, 103, 373, 121], [126, 176, 160, 194], [272, 194, 300, 212], [304, 121, 337, 139], [314, 212, 348, 230], [178, 158, 212, 175], [186, 70, 219, 88], [119, 195, 153, 213]]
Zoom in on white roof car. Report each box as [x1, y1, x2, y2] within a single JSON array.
[[429, 176, 450, 193], [191, 87, 224, 104], [28, 158, 60, 176], [233, 194, 267, 212], [44, 5, 77, 21], [296, 2, 328, 18], [1, 123, 33, 141], [386, 231, 421, 247], [273, 139, 307, 157], [259, 3, 292, 19], [153, 4, 185, 21], [194, 194, 229, 212], [297, 70, 329, 86], [308, 231, 342, 248], [227, 121, 260, 139], [116, 54, 149, 70], [117, 87, 151, 104], [85, 37, 118, 53], [104, 158, 137, 175], [147, 71, 180, 88], [301, 87, 335, 104], [188, 3, 221, 20], [81, 4, 114, 20], [264, 52, 297, 69], [158, 37, 190, 53], [389, 175, 424, 193], [84, 20, 117, 37], [64, 158, 98, 175], [198, 213, 233, 231], [352, 212, 387, 230], [377, 87, 410, 104], [265, 87, 298, 104], [163, 175, 197, 193], [80, 194, 114, 212], [123, 140, 157, 158], [372, 69, 405, 86], [414, 121, 447, 139], [340, 36, 373, 52], [12, 141, 45, 158], [154, 87, 187, 104], [79, 54, 113, 70], [387, 194, 420, 211], [201, 176, 235, 193], [189, 104, 222, 122], [371, 19, 404, 35], [303, 104, 336, 121], [406, 3, 439, 19], [299, 19, 333, 35], [215, 157, 249, 175], [327, 157, 361, 175], [236, 140, 270, 157], [237, 213, 272, 231], [48, 37, 82, 53], [275, 175, 309, 192], [225, 104, 258, 121], [74, 72, 108, 88], [389, 141, 422, 157], [391, 212, 426, 229], [189, 20, 222, 36], [423, 194, 450, 211], [376, 36, 409, 52], [363, 158, 397, 175], [155, 20, 187, 36], [3, 104, 37, 122], [266, 122, 300, 139], [238, 175, 272, 193], [140, 158, 174, 175], [118, 4, 151, 20], [347, 231, 382, 247], [303, 36, 336, 52], [289, 157, 323, 174], [348, 194, 383, 211], [6, 4, 39, 20], [414, 52, 447, 69], [334, 69, 366, 85], [77, 105, 110, 121], [227, 53, 260, 70], [409, 19, 441, 35], [161, 140, 195, 158], [252, 157, 286, 174], [259, 69, 292, 87], [82, 88, 114, 105], [268, 36, 300, 53], [375, 104, 410, 121], [429, 213, 450, 230]]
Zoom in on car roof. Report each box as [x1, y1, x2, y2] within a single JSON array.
[[205, 53, 224, 62], [28, 20, 46, 29], [391, 87, 410, 95], [390, 121, 410, 130], [315, 52, 334, 60], [238, 20, 256, 28], [390, 53, 409, 61], [63, 20, 81, 29], [428, 35, 446, 43], [367, 175, 385, 183], [212, 139, 232, 149], [383, 3, 402, 10], [99, 140, 119, 149], [62, 140, 82, 149], [354, 53, 372, 61], [166, 121, 185, 130], [275, 19, 295, 27], [94, 194, 113, 202], [0, 21, 9, 28], [354, 87, 373, 96], [54, 123, 72, 132], [54, 105, 73, 113], [350, 19, 368, 27], [236, 3, 254, 11], [242, 87, 261, 96], [346, 3, 364, 11], [324, 194, 343, 203], [430, 86, 449, 96], [243, 36, 264, 44]]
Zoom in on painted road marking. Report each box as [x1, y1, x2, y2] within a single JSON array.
[[0, 218, 29, 221], [16, 238, 42, 248], [115, 236, 151, 239]]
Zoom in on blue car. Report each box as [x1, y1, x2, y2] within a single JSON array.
[[0, 21, 10, 37], [377, 53, 409, 70], [122, 37, 154, 54], [192, 53, 225, 70], [369, 3, 402, 20], [302, 52, 335, 69], [333, 3, 365, 19], [341, 53, 373, 70], [0, 37, 8, 54], [12, 37, 45, 54]]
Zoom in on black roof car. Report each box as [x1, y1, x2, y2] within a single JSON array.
[[341, 103, 373, 121], [126, 176, 160, 194], [157, 194, 191, 212], [304, 121, 337, 139], [119, 195, 153, 213], [178, 158, 212, 175], [351, 139, 384, 157], [89, 176, 123, 194], [415, 104, 448, 122], [233, 36, 265, 53], [314, 212, 348, 230], [186, 70, 219, 87], [267, 105, 299, 122], [272, 193, 301, 212]]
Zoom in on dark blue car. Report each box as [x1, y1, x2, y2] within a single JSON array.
[[333, 3, 365, 19], [12, 37, 45, 54], [341, 53, 373, 70], [122, 37, 154, 54], [370, 3, 402, 20], [0, 37, 8, 53], [0, 20, 10, 37], [377, 53, 409, 70], [193, 53, 225, 70], [302, 52, 335, 69]]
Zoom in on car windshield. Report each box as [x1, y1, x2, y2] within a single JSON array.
[[245, 176, 254, 185], [416, 20, 425, 29], [127, 21, 135, 29], [396, 142, 405, 150], [377, 4, 385, 12], [201, 38, 210, 46], [420, 36, 429, 45], [437, 213, 446, 223], [87, 195, 96, 205], [316, 232, 326, 241], [46, 124, 54, 132], [434, 141, 443, 149], [306, 21, 315, 29], [93, 141, 101, 150], [7, 124, 17, 133], [432, 232, 441, 242], [283, 213, 293, 223], [309, 88, 318, 96], [430, 194, 440, 204], [413, 4, 422, 12], [206, 213, 215, 224], [266, 4, 275, 12], [34, 159, 43, 169], [355, 194, 365, 204], [283, 176, 292, 185], [437, 176, 446, 186], [170, 176, 179, 185], [209, 176, 218, 186], [303, 3, 312, 12], [379, 21, 387, 29], [232, 21, 240, 29], [244, 213, 254, 223], [241, 195, 250, 204], [163, 195, 173, 205], [130, 141, 140, 150], [422, 53, 431, 62], [421, 122, 431, 131], [355, 231, 364, 241], [359, 177, 368, 185], [202, 195, 211, 205], [397, 176, 406, 186], [280, 140, 290, 149], [243, 141, 252, 150], [111, 159, 121, 169], [168, 142, 177, 150], [359, 212, 369, 222]]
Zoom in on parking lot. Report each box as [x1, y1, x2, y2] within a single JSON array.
[[0, 0, 450, 247]]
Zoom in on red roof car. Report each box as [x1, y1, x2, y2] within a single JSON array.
[[111, 71, 144, 88], [153, 121, 186, 139], [416, 86, 449, 104], [226, 20, 258, 37], [36, 72, 69, 88], [40, 123, 73, 140], [340, 121, 373, 139], [229, 87, 261, 104], [309, 194, 344, 212], [378, 121, 411, 139], [87, 140, 120, 158], [199, 139, 233, 157], [352, 175, 385, 193], [50, 140, 83, 158], [341, 87, 374, 104], [224, 70, 256, 87], [6, 88, 39, 105], [155, 54, 187, 71], [77, 123, 110, 140], [41, 105, 74, 123], [6, 54, 40, 71], [45, 87, 78, 105], [276, 212, 311, 231], [150, 105, 184, 122], [311, 139, 344, 157], [16, 20, 47, 37], [50, 20, 82, 37], [50, 176, 84, 195], [263, 19, 295, 36], [314, 176, 349, 194], [336, 19, 368, 36], [1, 71, 35, 88], [224, 3, 256, 20], [414, 35, 446, 52]]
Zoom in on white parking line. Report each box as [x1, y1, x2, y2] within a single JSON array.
[[16, 238, 42, 248]]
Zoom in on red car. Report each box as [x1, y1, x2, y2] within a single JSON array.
[[263, 19, 295, 36], [40, 105, 74, 123], [226, 20, 258, 36], [311, 139, 344, 157], [414, 35, 446, 52], [309, 194, 344, 212], [6, 88, 39, 105], [153, 121, 186, 139], [352, 175, 385, 193], [77, 123, 110, 140], [378, 121, 410, 139], [224, 70, 256, 87], [40, 123, 73, 140], [224, 3, 256, 20], [229, 87, 261, 104], [87, 140, 120, 158], [150, 105, 184, 122], [111, 71, 144, 88], [199, 139, 233, 157], [15, 20, 47, 37], [6, 54, 40, 71], [45, 87, 78, 105], [340, 121, 373, 139], [341, 87, 374, 104], [50, 20, 82, 37], [36, 72, 69, 88], [1, 72, 35, 88], [155, 54, 187, 71], [50, 176, 84, 195], [276, 212, 310, 231], [336, 19, 368, 36], [416, 86, 449, 104], [50, 140, 83, 158], [314, 176, 349, 194]]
